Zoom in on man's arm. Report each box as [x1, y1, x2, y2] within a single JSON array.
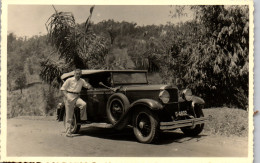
[[60, 79, 70, 98], [82, 79, 93, 89], [61, 90, 68, 99]]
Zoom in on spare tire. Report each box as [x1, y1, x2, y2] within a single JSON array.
[[106, 93, 130, 125]]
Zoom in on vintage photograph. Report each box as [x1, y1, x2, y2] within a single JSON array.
[[1, 1, 254, 162]]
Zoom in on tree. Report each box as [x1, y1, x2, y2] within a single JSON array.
[[15, 73, 27, 94], [167, 5, 249, 108], [40, 6, 109, 85]]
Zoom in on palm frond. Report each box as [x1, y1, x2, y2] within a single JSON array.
[[40, 58, 71, 86], [45, 11, 79, 63], [41, 6, 109, 85], [85, 6, 95, 33]]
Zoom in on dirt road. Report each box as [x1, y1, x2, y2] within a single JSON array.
[[6, 117, 248, 157]]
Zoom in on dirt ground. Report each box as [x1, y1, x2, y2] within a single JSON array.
[[6, 116, 248, 157]]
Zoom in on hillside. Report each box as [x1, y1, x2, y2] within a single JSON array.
[[7, 83, 62, 118]]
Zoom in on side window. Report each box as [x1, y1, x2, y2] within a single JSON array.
[[105, 76, 112, 87], [82, 77, 101, 88], [81, 73, 112, 89]]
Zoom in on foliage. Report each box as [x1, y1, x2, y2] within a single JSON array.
[[8, 84, 44, 118], [42, 85, 61, 115], [14, 73, 27, 94], [7, 33, 51, 91], [93, 20, 163, 71], [7, 83, 63, 118], [40, 6, 109, 85], [7, 5, 249, 113], [164, 5, 249, 108], [7, 33, 61, 117]]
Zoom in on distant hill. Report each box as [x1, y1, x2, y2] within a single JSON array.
[[105, 47, 135, 70]]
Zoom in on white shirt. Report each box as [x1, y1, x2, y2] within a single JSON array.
[[60, 77, 91, 101]]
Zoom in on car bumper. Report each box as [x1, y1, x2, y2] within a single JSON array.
[[160, 116, 210, 130]]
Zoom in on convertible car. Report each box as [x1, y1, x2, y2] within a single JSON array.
[[57, 70, 208, 143]]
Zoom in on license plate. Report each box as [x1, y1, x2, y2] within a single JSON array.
[[175, 110, 188, 117]]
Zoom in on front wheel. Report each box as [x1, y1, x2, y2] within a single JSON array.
[[63, 113, 81, 134], [181, 106, 204, 136], [132, 108, 159, 143]]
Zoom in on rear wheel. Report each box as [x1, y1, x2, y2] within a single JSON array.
[[181, 106, 204, 136], [63, 113, 81, 134], [132, 108, 159, 143]]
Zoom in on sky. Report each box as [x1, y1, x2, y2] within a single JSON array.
[[7, 5, 193, 37]]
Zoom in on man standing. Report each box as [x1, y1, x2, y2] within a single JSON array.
[[60, 69, 92, 137]]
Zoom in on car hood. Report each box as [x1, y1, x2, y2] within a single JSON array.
[[120, 84, 178, 91]]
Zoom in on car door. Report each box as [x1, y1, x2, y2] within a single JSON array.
[[81, 88, 113, 122]]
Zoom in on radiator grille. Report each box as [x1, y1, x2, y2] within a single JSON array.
[[164, 103, 179, 117], [167, 88, 178, 102]]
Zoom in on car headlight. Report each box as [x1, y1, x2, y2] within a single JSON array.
[[182, 89, 193, 101], [159, 90, 170, 104]]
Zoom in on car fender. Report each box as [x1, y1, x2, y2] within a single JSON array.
[[128, 99, 163, 110], [179, 95, 205, 105], [113, 99, 163, 130], [191, 96, 205, 105]]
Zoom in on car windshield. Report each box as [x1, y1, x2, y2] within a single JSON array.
[[113, 72, 148, 84]]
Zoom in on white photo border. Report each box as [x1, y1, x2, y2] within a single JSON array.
[[1, 0, 254, 162]]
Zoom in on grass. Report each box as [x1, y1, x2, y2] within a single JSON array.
[[203, 107, 248, 137], [8, 85, 43, 118]]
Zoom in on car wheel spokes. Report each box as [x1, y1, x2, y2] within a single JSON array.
[[136, 113, 151, 137]]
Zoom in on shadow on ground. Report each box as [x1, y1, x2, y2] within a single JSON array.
[[75, 126, 208, 145]]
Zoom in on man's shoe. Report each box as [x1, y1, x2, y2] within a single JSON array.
[[81, 120, 91, 124], [66, 133, 73, 137]]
